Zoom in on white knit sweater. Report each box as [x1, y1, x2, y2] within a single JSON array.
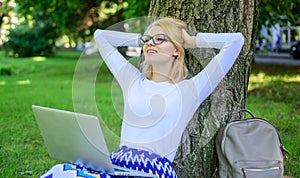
[[94, 30, 244, 161]]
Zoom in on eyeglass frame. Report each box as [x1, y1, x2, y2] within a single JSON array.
[[139, 33, 172, 46]]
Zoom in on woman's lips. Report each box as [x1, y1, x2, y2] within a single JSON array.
[[146, 49, 158, 54]]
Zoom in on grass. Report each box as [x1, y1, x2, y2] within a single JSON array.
[[247, 63, 300, 176], [0, 50, 299, 177]]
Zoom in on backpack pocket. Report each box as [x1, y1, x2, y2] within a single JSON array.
[[236, 160, 283, 178]]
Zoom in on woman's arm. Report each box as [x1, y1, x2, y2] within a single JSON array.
[[94, 30, 141, 77], [184, 31, 244, 104]]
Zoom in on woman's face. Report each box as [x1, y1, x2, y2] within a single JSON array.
[[142, 26, 178, 65]]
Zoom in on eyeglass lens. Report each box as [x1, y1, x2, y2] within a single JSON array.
[[140, 34, 170, 45]]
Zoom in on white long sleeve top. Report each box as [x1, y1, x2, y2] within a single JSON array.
[[94, 30, 244, 162]]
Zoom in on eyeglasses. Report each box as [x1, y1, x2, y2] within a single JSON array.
[[139, 34, 171, 45]]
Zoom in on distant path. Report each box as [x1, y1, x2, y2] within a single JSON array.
[[254, 53, 300, 66]]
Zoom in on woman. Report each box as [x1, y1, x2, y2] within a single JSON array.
[[41, 17, 244, 178]]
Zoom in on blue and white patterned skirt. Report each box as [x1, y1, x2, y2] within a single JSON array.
[[41, 146, 177, 178]]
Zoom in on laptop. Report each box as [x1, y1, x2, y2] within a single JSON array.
[[32, 105, 156, 177]]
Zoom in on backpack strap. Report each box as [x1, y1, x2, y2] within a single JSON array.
[[233, 109, 255, 119], [238, 109, 255, 118]]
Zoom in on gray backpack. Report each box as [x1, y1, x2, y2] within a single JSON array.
[[215, 109, 288, 178]]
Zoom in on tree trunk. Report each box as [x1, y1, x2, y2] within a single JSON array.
[[148, 0, 260, 177]]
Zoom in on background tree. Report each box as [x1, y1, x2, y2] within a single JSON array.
[[4, 0, 297, 57], [122, 0, 150, 19], [3, 15, 58, 57], [4, 0, 128, 56], [259, 0, 300, 30], [0, 0, 13, 29], [148, 0, 260, 177]]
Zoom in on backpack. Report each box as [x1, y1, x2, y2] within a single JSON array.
[[215, 109, 288, 178]]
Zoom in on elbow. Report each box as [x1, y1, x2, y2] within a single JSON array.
[[94, 29, 104, 41], [235, 33, 245, 46]]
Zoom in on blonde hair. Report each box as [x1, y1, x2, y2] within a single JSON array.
[[140, 17, 189, 83]]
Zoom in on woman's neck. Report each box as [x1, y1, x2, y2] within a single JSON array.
[[151, 65, 172, 83], [151, 73, 169, 83]]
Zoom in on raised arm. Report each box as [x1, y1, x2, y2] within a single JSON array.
[[187, 32, 244, 104], [94, 30, 141, 76]]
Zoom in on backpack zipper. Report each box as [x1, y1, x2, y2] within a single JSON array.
[[241, 166, 281, 172]]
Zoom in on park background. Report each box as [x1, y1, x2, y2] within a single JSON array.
[[0, 0, 300, 177]]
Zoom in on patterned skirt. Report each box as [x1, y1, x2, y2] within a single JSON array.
[[41, 146, 177, 178]]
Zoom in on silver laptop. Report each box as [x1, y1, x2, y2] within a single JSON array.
[[32, 105, 156, 177]]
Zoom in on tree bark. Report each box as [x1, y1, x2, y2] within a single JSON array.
[[148, 0, 260, 177]]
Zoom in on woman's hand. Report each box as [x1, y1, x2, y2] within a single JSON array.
[[181, 29, 197, 49]]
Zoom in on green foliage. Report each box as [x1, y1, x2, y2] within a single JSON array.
[[12, 0, 129, 48], [3, 0, 299, 56], [3, 15, 58, 57], [14, 0, 82, 34], [0, 0, 13, 28], [0, 58, 37, 76], [259, 0, 300, 29], [122, 0, 150, 19], [0, 65, 12, 76]]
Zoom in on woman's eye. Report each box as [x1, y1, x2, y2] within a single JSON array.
[[156, 38, 164, 42]]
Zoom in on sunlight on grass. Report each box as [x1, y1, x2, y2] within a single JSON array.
[[248, 71, 300, 92], [250, 72, 300, 83], [16, 79, 31, 85], [0, 81, 6, 85], [32, 56, 46, 62]]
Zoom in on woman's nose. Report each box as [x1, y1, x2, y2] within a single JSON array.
[[146, 39, 155, 46]]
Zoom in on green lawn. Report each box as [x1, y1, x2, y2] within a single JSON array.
[[0, 51, 299, 177], [247, 63, 300, 176]]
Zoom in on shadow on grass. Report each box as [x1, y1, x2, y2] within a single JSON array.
[[248, 63, 300, 104], [250, 62, 300, 76], [248, 81, 300, 103]]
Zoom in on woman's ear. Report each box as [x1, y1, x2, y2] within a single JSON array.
[[173, 49, 179, 58]]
